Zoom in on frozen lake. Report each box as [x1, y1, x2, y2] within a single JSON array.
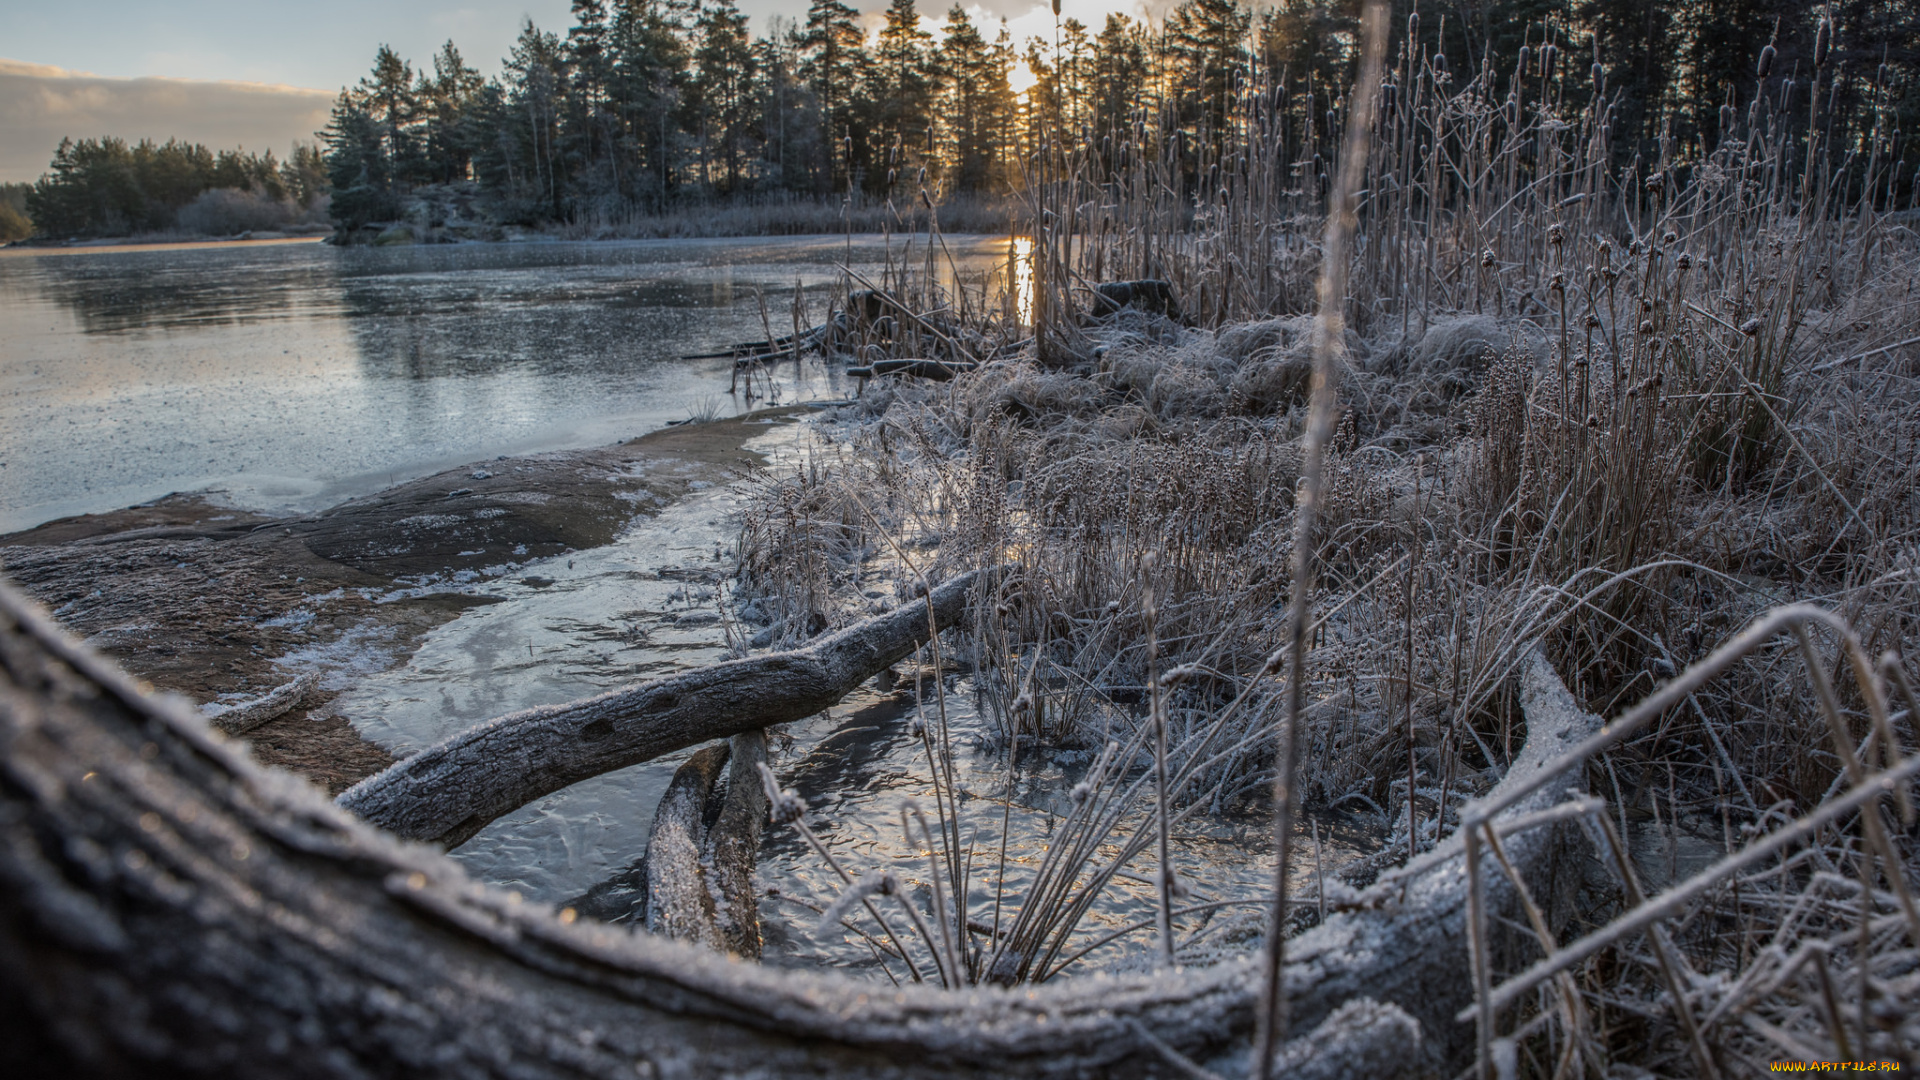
[[0, 234, 1014, 532]]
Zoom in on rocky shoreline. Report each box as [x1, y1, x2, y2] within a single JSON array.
[[0, 412, 787, 794]]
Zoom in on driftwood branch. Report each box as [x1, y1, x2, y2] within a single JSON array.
[[202, 672, 317, 736], [846, 358, 980, 381], [337, 568, 991, 848], [1, 571, 1599, 1077]]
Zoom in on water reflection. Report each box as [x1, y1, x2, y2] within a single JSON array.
[[17, 240, 338, 334], [0, 235, 1015, 532]]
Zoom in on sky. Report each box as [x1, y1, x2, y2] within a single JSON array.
[[0, 0, 1156, 182]]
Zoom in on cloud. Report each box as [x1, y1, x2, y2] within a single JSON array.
[[0, 58, 335, 183]]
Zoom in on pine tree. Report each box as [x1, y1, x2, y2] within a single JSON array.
[[1091, 13, 1150, 150], [424, 42, 484, 184], [799, 0, 865, 190], [609, 0, 690, 212], [322, 94, 397, 228], [691, 0, 758, 192], [935, 6, 1016, 194], [360, 46, 425, 185], [864, 0, 936, 195], [1165, 0, 1252, 173], [504, 21, 569, 218], [755, 20, 819, 194]]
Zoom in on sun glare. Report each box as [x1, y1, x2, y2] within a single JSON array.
[[1008, 59, 1038, 95]]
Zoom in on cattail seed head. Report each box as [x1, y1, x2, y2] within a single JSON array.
[[1758, 44, 1776, 78]]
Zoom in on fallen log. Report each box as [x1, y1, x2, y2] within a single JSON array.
[[845, 358, 980, 381], [562, 730, 769, 953], [337, 568, 994, 848], [1086, 280, 1189, 325], [0, 568, 1601, 1078]]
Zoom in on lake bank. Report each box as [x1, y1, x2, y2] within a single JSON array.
[[0, 410, 789, 795]]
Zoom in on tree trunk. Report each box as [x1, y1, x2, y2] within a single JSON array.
[[0, 576, 1598, 1078], [338, 568, 992, 848], [644, 744, 730, 950]]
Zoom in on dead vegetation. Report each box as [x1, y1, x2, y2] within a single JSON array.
[[729, 12, 1920, 1074]]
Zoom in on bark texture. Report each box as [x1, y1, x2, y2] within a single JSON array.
[[0, 574, 1598, 1078], [708, 730, 770, 959], [338, 569, 991, 848], [206, 673, 317, 736], [644, 745, 731, 950]]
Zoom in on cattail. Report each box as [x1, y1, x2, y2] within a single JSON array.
[[1541, 44, 1558, 80], [1517, 46, 1531, 79], [1720, 103, 1736, 134], [1740, 317, 1763, 336], [1432, 52, 1447, 75], [1592, 61, 1604, 92], [1814, 18, 1831, 67], [1547, 222, 1566, 245], [1758, 44, 1776, 79]]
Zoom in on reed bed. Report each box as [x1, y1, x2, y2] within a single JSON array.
[[728, 20, 1920, 1073]]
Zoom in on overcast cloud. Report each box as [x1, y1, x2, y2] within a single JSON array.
[[0, 59, 335, 183]]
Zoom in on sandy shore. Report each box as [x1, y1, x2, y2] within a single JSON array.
[[0, 411, 788, 794]]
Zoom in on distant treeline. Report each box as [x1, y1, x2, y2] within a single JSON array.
[[323, 0, 1919, 232], [22, 138, 331, 239]]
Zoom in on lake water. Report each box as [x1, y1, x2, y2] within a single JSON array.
[[0, 234, 1015, 533]]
